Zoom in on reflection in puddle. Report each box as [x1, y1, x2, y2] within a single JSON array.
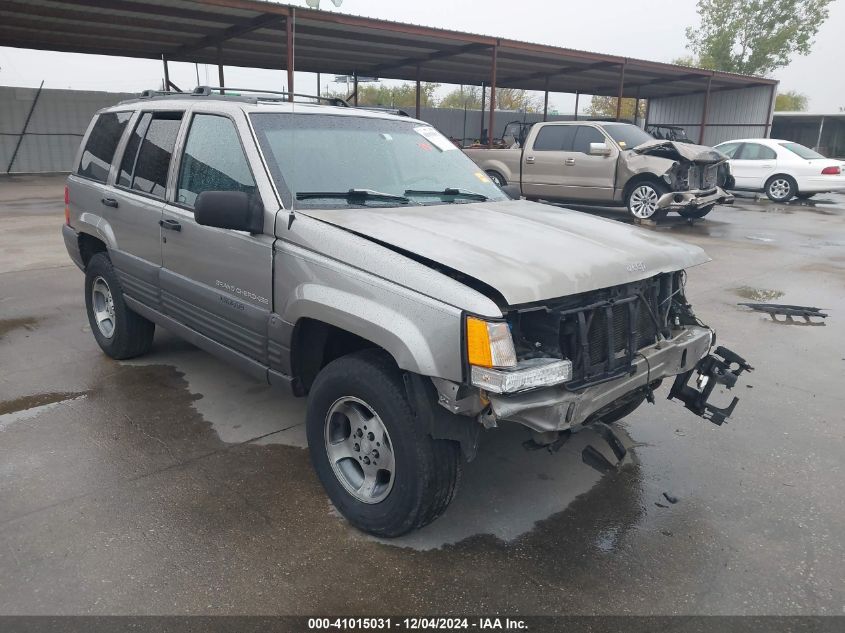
[[0, 392, 87, 429], [734, 286, 785, 301], [0, 316, 39, 338]]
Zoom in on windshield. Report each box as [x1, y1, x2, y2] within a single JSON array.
[[779, 142, 825, 160], [599, 123, 654, 150], [250, 113, 508, 208]]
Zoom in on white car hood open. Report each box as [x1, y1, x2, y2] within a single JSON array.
[[300, 199, 710, 306]]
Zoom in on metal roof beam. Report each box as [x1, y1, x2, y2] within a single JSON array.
[[367, 42, 489, 75], [591, 72, 705, 94], [497, 61, 617, 87], [171, 12, 281, 56]]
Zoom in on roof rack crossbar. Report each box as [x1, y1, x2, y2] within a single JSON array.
[[193, 86, 348, 107]]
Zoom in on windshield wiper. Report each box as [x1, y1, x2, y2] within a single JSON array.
[[404, 188, 489, 202], [296, 189, 410, 204]]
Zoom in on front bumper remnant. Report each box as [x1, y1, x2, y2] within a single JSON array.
[[667, 346, 753, 425], [486, 326, 713, 433], [657, 187, 734, 210]]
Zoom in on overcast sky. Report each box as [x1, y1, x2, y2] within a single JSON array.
[[0, 0, 842, 112]]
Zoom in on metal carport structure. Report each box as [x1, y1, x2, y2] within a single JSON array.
[[0, 0, 777, 146]]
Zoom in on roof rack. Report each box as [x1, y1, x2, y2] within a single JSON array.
[[194, 86, 348, 107], [133, 86, 348, 108]]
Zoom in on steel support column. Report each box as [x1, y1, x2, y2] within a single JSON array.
[[217, 46, 225, 88], [543, 76, 549, 122], [479, 81, 486, 142], [488, 41, 498, 148], [286, 10, 295, 101], [699, 75, 712, 144], [316, 72, 320, 97], [415, 65, 421, 119], [353, 71, 358, 106], [6, 80, 43, 173], [574, 91, 579, 121], [615, 62, 626, 121], [764, 84, 776, 137], [815, 116, 826, 151], [162, 55, 170, 91]]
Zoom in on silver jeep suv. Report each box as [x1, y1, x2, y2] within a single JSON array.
[[63, 87, 750, 537]]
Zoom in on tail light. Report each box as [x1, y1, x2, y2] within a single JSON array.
[[64, 185, 70, 225], [821, 166, 841, 175]]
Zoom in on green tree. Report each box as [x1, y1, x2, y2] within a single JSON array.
[[439, 86, 543, 112], [774, 90, 809, 111], [325, 82, 439, 108], [685, 0, 834, 76], [586, 96, 646, 120]]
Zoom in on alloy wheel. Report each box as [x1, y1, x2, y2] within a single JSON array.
[[324, 396, 395, 504], [769, 179, 791, 200], [91, 276, 116, 338], [629, 185, 660, 219]]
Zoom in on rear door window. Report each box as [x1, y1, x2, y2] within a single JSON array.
[[737, 143, 776, 160], [117, 111, 183, 199], [533, 125, 576, 151], [572, 126, 605, 154], [77, 111, 132, 183], [176, 114, 257, 208]]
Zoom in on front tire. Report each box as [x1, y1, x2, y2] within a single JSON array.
[[626, 180, 668, 221], [765, 175, 797, 202], [84, 252, 155, 359], [485, 170, 506, 187], [306, 350, 461, 537], [678, 204, 714, 219]]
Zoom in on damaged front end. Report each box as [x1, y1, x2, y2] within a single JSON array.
[[458, 271, 751, 443], [631, 140, 735, 211]]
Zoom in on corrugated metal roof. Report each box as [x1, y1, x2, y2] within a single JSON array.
[[0, 0, 775, 99]]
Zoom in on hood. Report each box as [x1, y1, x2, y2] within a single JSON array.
[[299, 200, 710, 306], [634, 139, 727, 163]]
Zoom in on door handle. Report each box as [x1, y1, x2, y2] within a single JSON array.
[[564, 158, 576, 166], [761, 163, 774, 168], [101, 197, 118, 208], [525, 156, 535, 164], [159, 218, 182, 232]]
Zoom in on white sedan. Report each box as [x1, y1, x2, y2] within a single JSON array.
[[713, 138, 845, 201]]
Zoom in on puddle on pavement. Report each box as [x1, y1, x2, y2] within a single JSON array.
[[734, 286, 785, 301], [119, 331, 634, 551], [0, 391, 87, 429], [0, 316, 39, 337], [123, 331, 308, 447]]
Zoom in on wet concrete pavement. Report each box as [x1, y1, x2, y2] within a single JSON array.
[[1, 174, 844, 615]]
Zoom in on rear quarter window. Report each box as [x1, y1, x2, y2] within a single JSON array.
[[77, 112, 132, 183]]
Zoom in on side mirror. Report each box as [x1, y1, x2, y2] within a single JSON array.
[[194, 191, 264, 233], [589, 142, 612, 156]]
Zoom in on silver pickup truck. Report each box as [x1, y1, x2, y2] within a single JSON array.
[[63, 88, 750, 537], [464, 121, 735, 221]]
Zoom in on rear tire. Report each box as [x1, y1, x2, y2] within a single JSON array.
[[84, 252, 155, 360], [765, 175, 797, 202], [306, 349, 461, 537], [678, 204, 714, 219], [626, 180, 669, 221]]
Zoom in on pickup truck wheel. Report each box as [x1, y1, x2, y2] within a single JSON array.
[[485, 170, 506, 187], [306, 349, 461, 537], [678, 204, 713, 219], [765, 175, 797, 202], [626, 181, 668, 221], [84, 253, 155, 360]]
